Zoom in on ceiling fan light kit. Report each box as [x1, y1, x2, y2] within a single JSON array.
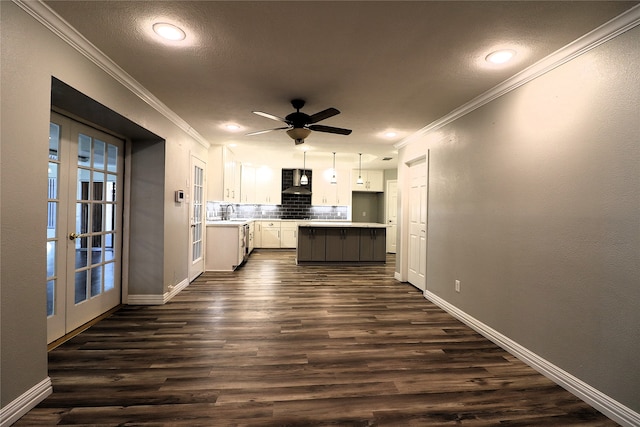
[[249, 99, 352, 145]]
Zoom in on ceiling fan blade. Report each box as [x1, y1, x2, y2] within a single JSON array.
[[253, 111, 288, 123], [308, 124, 352, 135], [246, 126, 289, 136], [308, 107, 340, 124]]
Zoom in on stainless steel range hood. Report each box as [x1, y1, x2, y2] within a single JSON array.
[[282, 169, 312, 195]]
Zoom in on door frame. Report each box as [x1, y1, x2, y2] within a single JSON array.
[[48, 111, 127, 343], [385, 179, 398, 253], [397, 152, 429, 291], [188, 154, 206, 282]]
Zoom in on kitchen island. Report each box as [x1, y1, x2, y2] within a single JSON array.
[[297, 222, 387, 265]]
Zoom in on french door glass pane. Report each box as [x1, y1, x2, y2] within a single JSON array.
[[76, 236, 89, 268], [107, 174, 117, 201], [105, 263, 115, 291], [105, 241, 115, 260], [92, 204, 104, 233], [105, 204, 116, 232], [47, 280, 55, 317], [78, 169, 91, 200], [49, 123, 60, 160], [76, 203, 89, 234], [47, 202, 57, 238], [93, 173, 104, 200], [75, 270, 88, 304], [107, 144, 118, 172], [47, 241, 56, 277], [91, 265, 103, 297], [78, 134, 91, 167], [94, 139, 105, 170]]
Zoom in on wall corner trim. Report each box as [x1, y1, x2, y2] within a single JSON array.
[[395, 4, 640, 150], [0, 377, 52, 427], [127, 278, 189, 305], [12, 0, 211, 149], [423, 290, 640, 427]]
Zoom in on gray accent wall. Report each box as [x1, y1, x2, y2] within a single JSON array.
[[1, 2, 208, 411], [398, 24, 639, 413]]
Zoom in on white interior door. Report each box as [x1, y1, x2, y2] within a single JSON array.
[[189, 156, 206, 282], [407, 160, 427, 290], [47, 113, 123, 342], [385, 180, 398, 253]]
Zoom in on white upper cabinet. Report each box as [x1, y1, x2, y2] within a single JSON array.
[[240, 164, 256, 203], [352, 169, 384, 192], [240, 165, 281, 205], [223, 148, 241, 203], [313, 167, 351, 206]]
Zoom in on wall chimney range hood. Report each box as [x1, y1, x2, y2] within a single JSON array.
[[283, 169, 312, 195]]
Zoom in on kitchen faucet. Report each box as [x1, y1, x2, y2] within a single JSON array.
[[223, 204, 235, 220]]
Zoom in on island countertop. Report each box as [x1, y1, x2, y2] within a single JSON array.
[[298, 222, 387, 228]]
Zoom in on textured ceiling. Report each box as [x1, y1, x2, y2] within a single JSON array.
[[44, 1, 637, 168]]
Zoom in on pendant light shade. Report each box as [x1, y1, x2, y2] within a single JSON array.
[[300, 151, 309, 185], [356, 153, 364, 185], [331, 152, 337, 184]]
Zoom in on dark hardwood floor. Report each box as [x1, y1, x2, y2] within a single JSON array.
[[18, 250, 617, 426]]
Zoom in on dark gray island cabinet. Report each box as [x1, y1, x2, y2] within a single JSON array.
[[297, 223, 387, 264]]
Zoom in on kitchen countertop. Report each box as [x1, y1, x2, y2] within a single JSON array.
[[298, 222, 388, 228], [206, 219, 253, 226]]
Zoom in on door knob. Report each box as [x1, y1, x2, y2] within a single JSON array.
[[69, 232, 80, 240]]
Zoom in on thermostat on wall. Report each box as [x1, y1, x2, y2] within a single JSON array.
[[175, 190, 185, 203]]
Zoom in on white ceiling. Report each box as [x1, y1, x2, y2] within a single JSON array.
[[44, 1, 637, 169]]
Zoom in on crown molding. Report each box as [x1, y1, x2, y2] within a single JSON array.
[[396, 4, 640, 150], [12, 0, 210, 149]]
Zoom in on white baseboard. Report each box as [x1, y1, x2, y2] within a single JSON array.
[[127, 278, 189, 305], [394, 272, 403, 282], [0, 377, 52, 427], [424, 290, 640, 427]]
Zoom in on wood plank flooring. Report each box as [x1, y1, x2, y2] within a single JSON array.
[[17, 250, 617, 426]]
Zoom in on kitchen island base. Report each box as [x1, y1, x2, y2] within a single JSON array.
[[297, 223, 387, 265]]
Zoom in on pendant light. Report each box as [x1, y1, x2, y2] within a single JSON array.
[[300, 151, 309, 185], [331, 152, 337, 184], [356, 153, 364, 185]]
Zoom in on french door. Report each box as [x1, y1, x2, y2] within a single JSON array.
[[188, 156, 205, 282], [407, 159, 427, 290], [47, 112, 124, 343]]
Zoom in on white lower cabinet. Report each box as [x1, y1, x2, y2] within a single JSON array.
[[254, 220, 301, 248], [206, 225, 244, 271], [280, 222, 298, 248], [260, 221, 281, 248]]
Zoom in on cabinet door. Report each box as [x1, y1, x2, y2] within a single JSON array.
[[241, 165, 256, 203], [326, 228, 360, 261], [261, 222, 281, 248], [342, 228, 360, 261], [335, 168, 351, 205], [360, 228, 386, 261], [297, 228, 326, 262], [255, 166, 281, 204], [351, 169, 384, 192], [366, 170, 384, 192], [281, 223, 298, 248]]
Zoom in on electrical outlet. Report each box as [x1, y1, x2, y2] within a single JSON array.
[[362, 211, 366, 217], [455, 280, 461, 293]]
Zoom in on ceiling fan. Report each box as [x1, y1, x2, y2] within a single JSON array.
[[247, 99, 352, 145]]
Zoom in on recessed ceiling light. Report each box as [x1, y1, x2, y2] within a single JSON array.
[[152, 22, 186, 41], [224, 124, 242, 132], [384, 132, 397, 138], [486, 49, 516, 64]]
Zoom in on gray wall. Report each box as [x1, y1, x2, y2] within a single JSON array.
[[1, 2, 208, 409], [398, 24, 639, 412]]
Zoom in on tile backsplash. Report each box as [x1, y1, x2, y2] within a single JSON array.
[[206, 201, 348, 221]]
